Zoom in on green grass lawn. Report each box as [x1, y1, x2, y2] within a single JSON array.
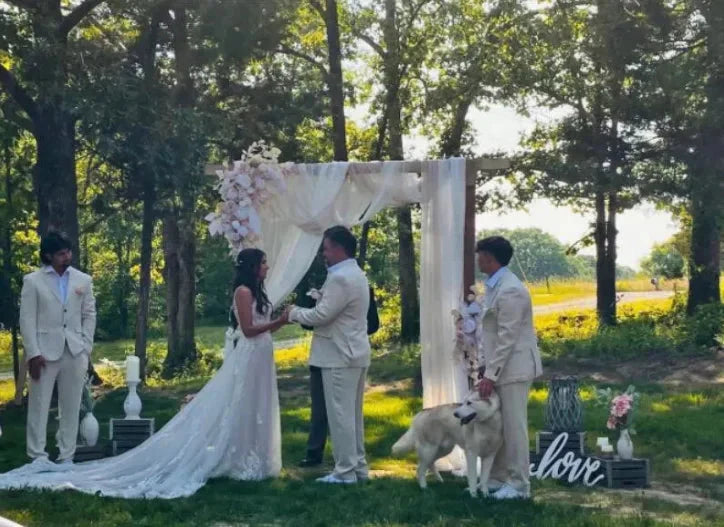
[[0, 344, 722, 527]]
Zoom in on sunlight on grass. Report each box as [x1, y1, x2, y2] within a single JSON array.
[[0, 379, 14, 404], [650, 402, 671, 413], [528, 386, 596, 405], [364, 392, 415, 420], [660, 392, 712, 408], [275, 345, 309, 369], [672, 458, 724, 478]]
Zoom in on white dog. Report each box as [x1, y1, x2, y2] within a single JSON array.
[[391, 392, 503, 497]]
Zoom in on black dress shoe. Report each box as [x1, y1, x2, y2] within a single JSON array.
[[298, 458, 323, 468]]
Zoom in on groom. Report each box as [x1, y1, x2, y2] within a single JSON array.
[[289, 226, 371, 484], [20, 231, 96, 467], [475, 236, 542, 499]]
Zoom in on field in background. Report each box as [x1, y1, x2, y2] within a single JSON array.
[[528, 277, 685, 306]]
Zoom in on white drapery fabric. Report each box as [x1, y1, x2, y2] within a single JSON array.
[[419, 158, 469, 409], [257, 158, 468, 411]]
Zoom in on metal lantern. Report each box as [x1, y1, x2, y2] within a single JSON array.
[[544, 376, 584, 432]]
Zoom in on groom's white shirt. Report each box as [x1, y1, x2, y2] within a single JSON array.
[[290, 258, 371, 368], [20, 266, 96, 362]]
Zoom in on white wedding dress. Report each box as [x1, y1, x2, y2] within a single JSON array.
[[0, 301, 281, 499]]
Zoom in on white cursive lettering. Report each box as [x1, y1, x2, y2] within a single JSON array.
[[530, 432, 605, 487]]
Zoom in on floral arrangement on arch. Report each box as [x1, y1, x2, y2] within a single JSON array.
[[452, 283, 486, 386], [595, 385, 641, 433], [205, 141, 293, 253]]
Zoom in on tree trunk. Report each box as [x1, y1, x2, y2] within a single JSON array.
[[135, 183, 155, 381], [357, 221, 372, 268], [3, 143, 20, 382], [384, 0, 419, 342], [603, 191, 618, 323], [687, 2, 724, 313], [595, 190, 616, 326], [324, 0, 348, 162], [33, 111, 81, 267], [439, 97, 473, 157], [162, 7, 199, 377], [687, 182, 721, 313], [162, 211, 197, 377]]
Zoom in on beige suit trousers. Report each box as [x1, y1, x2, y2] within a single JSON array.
[[321, 367, 368, 482], [27, 346, 88, 461], [489, 381, 533, 493]]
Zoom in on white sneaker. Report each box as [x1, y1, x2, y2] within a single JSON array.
[[315, 474, 356, 484], [56, 459, 74, 470], [492, 484, 530, 500], [28, 457, 58, 472]]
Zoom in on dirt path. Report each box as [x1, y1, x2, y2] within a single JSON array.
[[533, 291, 674, 315]]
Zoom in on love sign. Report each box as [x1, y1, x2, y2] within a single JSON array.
[[530, 432, 604, 487]]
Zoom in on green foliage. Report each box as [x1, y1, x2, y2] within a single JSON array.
[[537, 295, 724, 361], [370, 289, 402, 348], [479, 227, 578, 281], [642, 241, 686, 280]]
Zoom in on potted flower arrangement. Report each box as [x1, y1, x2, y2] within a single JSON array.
[[595, 385, 640, 460]]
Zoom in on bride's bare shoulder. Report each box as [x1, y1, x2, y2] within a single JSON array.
[[234, 286, 253, 302]]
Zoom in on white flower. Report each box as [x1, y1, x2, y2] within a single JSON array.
[[236, 173, 252, 189], [462, 318, 476, 334], [466, 303, 481, 316], [206, 140, 286, 252]]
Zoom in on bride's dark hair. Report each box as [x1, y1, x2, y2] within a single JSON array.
[[230, 248, 271, 328]]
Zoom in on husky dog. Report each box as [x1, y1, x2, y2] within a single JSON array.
[[391, 392, 503, 497]]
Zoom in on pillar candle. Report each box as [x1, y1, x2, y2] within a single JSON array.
[[126, 356, 140, 383]]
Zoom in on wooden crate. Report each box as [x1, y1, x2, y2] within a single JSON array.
[[110, 418, 155, 456], [73, 444, 107, 463], [536, 431, 586, 456], [593, 457, 649, 489]]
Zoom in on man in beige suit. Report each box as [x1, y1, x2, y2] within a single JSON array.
[[476, 236, 542, 499], [20, 232, 96, 467], [289, 226, 371, 484]]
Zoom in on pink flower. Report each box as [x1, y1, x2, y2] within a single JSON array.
[[611, 395, 632, 418], [606, 416, 617, 430]]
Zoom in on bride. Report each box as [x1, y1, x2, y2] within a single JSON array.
[[0, 248, 290, 499]]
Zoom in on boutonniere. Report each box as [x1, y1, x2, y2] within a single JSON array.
[[75, 287, 85, 296], [306, 288, 322, 301]]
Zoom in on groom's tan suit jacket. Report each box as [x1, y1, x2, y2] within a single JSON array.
[[479, 268, 542, 385]]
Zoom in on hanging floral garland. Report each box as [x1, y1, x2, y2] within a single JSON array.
[[452, 282, 486, 386], [205, 141, 293, 253]]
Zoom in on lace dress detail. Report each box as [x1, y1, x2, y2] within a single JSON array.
[[0, 301, 282, 499]]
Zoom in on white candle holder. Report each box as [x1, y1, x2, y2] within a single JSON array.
[[123, 380, 142, 420]]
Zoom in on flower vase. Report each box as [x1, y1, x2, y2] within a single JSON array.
[[79, 412, 100, 447], [617, 428, 634, 460]]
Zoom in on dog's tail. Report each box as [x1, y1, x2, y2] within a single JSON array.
[[391, 427, 416, 457]]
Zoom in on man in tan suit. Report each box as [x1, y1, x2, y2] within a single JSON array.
[[20, 232, 96, 467], [289, 226, 371, 484], [476, 236, 542, 499]]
